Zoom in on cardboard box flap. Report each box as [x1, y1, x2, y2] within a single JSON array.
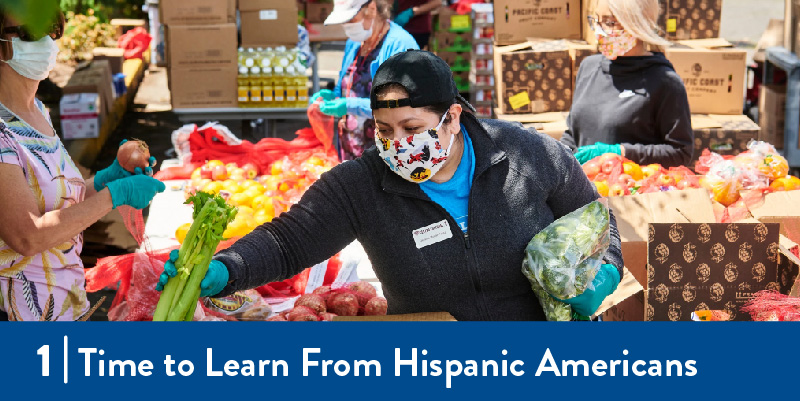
[[747, 191, 800, 218], [691, 114, 724, 129], [239, 0, 297, 12], [334, 312, 457, 321], [608, 189, 716, 242], [593, 267, 643, 317], [707, 114, 760, 129], [676, 38, 733, 49]]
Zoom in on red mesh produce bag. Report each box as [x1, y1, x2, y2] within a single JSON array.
[[255, 255, 343, 298], [308, 102, 336, 156], [117, 27, 152, 60], [741, 290, 800, 321]]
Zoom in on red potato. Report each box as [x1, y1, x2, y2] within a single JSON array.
[[364, 297, 388, 316], [267, 314, 287, 321], [312, 285, 333, 300], [319, 312, 338, 321], [288, 306, 319, 321], [117, 140, 151, 173], [295, 294, 327, 314], [327, 293, 359, 316], [347, 281, 378, 306]]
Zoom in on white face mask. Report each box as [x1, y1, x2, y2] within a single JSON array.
[[1, 36, 59, 81], [342, 17, 374, 43]]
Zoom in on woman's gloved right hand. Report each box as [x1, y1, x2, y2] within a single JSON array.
[[156, 250, 230, 298], [309, 89, 335, 104], [106, 175, 166, 210]]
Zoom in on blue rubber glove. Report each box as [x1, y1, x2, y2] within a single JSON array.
[[394, 8, 415, 27], [156, 250, 230, 298], [309, 89, 335, 104], [574, 143, 622, 165], [106, 175, 166, 210], [560, 264, 621, 317], [94, 139, 158, 191], [320, 98, 349, 117]]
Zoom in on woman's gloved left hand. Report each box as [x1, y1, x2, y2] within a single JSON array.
[[560, 264, 620, 317], [94, 139, 157, 191], [394, 8, 415, 27], [574, 143, 622, 164], [320, 98, 350, 117]]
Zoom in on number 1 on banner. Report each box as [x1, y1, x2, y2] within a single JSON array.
[[37, 345, 49, 376]]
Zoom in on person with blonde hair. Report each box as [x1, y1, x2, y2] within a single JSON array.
[[562, 0, 693, 168]]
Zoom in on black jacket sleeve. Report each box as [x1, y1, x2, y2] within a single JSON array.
[[213, 162, 362, 297], [622, 75, 694, 167], [543, 132, 624, 278]]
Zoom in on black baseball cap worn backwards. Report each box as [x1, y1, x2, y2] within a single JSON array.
[[371, 49, 476, 112]]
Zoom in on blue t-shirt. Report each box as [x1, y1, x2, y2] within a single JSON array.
[[420, 125, 475, 233]]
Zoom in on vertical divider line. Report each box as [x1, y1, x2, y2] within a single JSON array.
[[63, 335, 68, 384]]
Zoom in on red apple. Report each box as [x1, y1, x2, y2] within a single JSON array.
[[211, 165, 228, 181], [200, 165, 213, 180], [658, 174, 676, 188], [242, 163, 259, 180], [582, 160, 601, 180], [617, 174, 636, 189], [609, 183, 627, 197], [594, 173, 609, 182]]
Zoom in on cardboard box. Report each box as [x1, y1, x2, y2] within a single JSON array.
[[496, 111, 570, 141], [159, 0, 235, 25], [691, 114, 760, 165], [432, 31, 472, 53], [63, 60, 115, 116], [166, 24, 237, 69], [660, 0, 723, 41], [748, 191, 800, 246], [494, 41, 572, 114], [437, 51, 472, 73], [758, 85, 787, 150], [169, 66, 238, 109], [59, 93, 101, 140], [239, 0, 299, 47], [493, 0, 581, 45], [306, 2, 333, 24], [92, 47, 125, 75], [334, 312, 457, 321], [435, 6, 472, 33], [602, 189, 799, 321], [666, 45, 747, 115]]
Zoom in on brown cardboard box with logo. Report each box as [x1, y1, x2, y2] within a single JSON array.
[[306, 2, 334, 24], [166, 24, 238, 69], [690, 114, 760, 165], [435, 6, 472, 33], [758, 85, 787, 150], [666, 44, 747, 115], [599, 189, 799, 321], [494, 0, 581, 45], [240, 0, 300, 47], [64, 60, 115, 116], [169, 66, 238, 109], [160, 0, 236, 25], [494, 41, 573, 114], [659, 0, 723, 41]]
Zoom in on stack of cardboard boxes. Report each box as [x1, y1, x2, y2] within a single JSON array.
[[161, 0, 238, 109], [469, 3, 495, 118], [60, 60, 117, 139], [161, 0, 299, 109], [431, 7, 474, 94]]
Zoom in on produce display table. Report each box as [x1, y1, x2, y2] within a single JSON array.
[[764, 46, 800, 170], [172, 107, 308, 138], [308, 23, 348, 95]]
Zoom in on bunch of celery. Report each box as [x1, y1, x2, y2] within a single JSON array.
[[153, 192, 237, 321]]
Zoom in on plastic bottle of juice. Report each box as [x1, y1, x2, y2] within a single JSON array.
[[285, 65, 298, 107], [237, 47, 249, 107], [273, 65, 286, 108], [293, 62, 309, 107], [249, 66, 263, 107], [261, 66, 274, 108]]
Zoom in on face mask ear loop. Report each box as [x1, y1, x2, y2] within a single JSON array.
[[436, 110, 456, 155]]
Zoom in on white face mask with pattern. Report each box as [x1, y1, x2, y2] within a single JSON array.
[[1, 36, 59, 81], [375, 111, 455, 183]]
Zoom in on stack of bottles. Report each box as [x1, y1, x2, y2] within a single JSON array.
[[237, 46, 310, 108]]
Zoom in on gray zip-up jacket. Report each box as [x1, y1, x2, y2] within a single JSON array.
[[214, 113, 624, 320]]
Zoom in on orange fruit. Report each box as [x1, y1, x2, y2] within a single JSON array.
[[175, 222, 192, 244], [759, 154, 789, 181], [788, 176, 800, 190], [711, 183, 740, 207], [202, 181, 224, 194], [229, 192, 253, 208], [622, 162, 643, 181], [594, 181, 609, 197]]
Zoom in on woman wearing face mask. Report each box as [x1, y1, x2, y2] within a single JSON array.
[[0, 11, 165, 321], [158, 50, 624, 321], [561, 0, 693, 168], [310, 0, 419, 160]]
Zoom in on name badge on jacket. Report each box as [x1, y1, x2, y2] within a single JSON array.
[[413, 220, 453, 249]]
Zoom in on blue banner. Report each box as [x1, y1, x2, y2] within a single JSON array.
[[0, 322, 797, 400]]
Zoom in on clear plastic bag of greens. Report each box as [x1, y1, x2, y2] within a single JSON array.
[[522, 200, 611, 321]]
